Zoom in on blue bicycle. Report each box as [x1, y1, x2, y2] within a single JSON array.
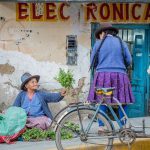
[[54, 87, 147, 150]]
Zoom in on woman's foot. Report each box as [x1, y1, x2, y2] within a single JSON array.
[[98, 126, 105, 135], [98, 126, 110, 135]]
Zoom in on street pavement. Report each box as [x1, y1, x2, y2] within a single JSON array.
[[1, 117, 150, 150]]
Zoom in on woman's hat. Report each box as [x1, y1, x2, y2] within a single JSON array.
[[20, 72, 40, 90], [95, 23, 119, 39]]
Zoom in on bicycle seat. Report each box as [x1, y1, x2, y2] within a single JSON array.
[[95, 87, 115, 96]]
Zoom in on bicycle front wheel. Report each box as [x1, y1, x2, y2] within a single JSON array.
[[55, 108, 113, 150]]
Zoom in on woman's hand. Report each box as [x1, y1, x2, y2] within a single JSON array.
[[60, 88, 67, 96]]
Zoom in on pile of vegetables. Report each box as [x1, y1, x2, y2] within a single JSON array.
[[22, 128, 55, 141], [22, 122, 79, 141], [61, 122, 80, 140]]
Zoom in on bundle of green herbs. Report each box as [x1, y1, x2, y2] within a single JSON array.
[[54, 68, 75, 88]]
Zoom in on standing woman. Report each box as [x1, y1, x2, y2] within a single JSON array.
[[13, 72, 66, 130], [87, 23, 134, 131]]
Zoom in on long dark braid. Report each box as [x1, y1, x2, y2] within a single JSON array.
[[90, 34, 108, 70]]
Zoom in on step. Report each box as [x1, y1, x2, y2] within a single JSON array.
[[48, 139, 150, 150]]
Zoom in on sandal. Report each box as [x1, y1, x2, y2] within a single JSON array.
[[98, 126, 105, 135], [98, 126, 111, 135]]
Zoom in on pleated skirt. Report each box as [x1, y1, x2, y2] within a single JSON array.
[[87, 72, 134, 104]]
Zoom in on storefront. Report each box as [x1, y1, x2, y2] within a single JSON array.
[[89, 3, 150, 117], [0, 1, 149, 117], [92, 24, 150, 117]]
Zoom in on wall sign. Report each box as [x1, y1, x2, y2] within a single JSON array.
[[16, 2, 150, 23], [16, 3, 70, 21]]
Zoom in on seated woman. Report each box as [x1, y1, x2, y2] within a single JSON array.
[[13, 72, 66, 130]]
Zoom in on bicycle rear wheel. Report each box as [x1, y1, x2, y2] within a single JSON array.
[[55, 108, 113, 150]]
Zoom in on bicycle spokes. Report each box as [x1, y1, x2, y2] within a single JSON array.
[[55, 108, 113, 150]]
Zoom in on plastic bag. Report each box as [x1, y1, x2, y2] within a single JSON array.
[[0, 106, 27, 136]]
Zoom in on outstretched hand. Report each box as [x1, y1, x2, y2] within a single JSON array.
[[60, 88, 67, 96]]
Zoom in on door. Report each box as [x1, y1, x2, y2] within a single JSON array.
[[147, 29, 150, 116], [126, 29, 147, 117], [91, 24, 150, 117]]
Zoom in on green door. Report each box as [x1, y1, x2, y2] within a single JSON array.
[[91, 23, 150, 117]]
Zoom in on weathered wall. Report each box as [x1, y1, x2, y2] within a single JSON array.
[[0, 3, 91, 111]]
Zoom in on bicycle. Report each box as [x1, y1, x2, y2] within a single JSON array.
[[53, 87, 150, 150]]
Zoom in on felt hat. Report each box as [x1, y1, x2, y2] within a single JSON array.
[[20, 72, 40, 90], [95, 23, 119, 39]]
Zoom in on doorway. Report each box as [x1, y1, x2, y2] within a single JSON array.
[[91, 23, 150, 117]]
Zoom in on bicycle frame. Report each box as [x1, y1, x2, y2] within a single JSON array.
[[54, 93, 150, 150], [54, 95, 131, 136], [112, 97, 131, 128], [82, 96, 131, 135]]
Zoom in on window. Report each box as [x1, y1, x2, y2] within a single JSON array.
[[118, 29, 134, 53], [118, 29, 134, 80], [66, 35, 77, 65]]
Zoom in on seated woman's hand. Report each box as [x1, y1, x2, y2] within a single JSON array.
[[60, 88, 67, 96]]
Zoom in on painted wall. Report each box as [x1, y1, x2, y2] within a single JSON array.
[[0, 3, 91, 111], [1, 2, 149, 113]]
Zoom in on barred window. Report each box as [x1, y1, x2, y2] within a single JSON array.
[[66, 35, 77, 65]]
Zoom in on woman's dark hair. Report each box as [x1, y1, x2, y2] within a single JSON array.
[[104, 29, 118, 36], [90, 34, 108, 70]]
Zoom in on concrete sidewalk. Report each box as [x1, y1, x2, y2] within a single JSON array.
[[1, 139, 150, 150], [1, 117, 150, 150]]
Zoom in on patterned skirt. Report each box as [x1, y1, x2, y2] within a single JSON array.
[[87, 72, 134, 104], [26, 116, 52, 130]]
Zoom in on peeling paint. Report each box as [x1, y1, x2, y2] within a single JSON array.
[[0, 3, 91, 115], [4, 81, 19, 90], [0, 63, 15, 75], [0, 48, 90, 109]]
